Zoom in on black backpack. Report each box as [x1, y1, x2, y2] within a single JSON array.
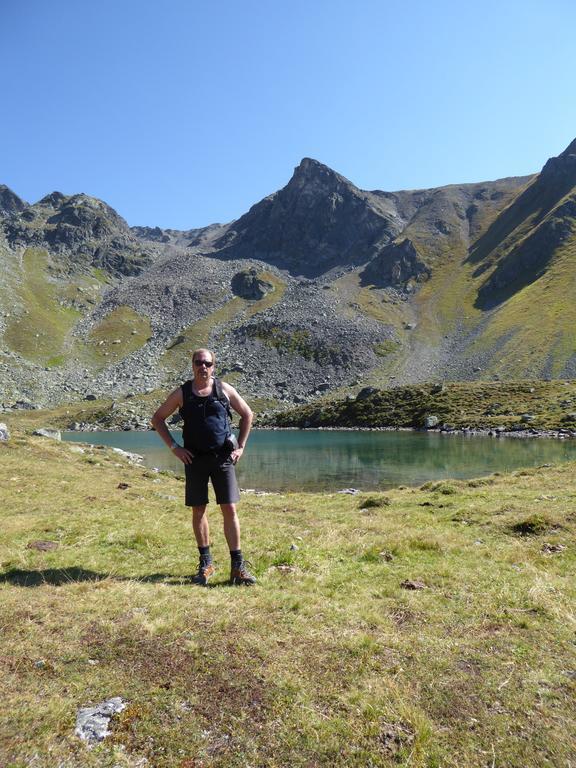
[[179, 377, 236, 453]]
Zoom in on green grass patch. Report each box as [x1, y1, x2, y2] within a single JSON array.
[[467, 232, 576, 379], [1, 435, 575, 765], [45, 354, 67, 368], [86, 305, 151, 365], [248, 325, 315, 358], [359, 495, 392, 510], [160, 297, 248, 372], [245, 323, 342, 365], [374, 340, 401, 357], [3, 249, 82, 362]]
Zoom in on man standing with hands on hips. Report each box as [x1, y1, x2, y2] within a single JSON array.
[[151, 348, 256, 586]]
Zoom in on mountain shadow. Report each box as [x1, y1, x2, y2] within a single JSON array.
[[475, 194, 576, 309], [469, 138, 576, 309]]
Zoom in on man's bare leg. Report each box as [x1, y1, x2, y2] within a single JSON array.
[[220, 503, 241, 551], [192, 505, 210, 547]]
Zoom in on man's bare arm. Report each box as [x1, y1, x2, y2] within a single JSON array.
[[151, 388, 194, 464], [222, 382, 253, 463]]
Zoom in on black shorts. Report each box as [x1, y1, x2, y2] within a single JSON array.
[[184, 453, 240, 507]]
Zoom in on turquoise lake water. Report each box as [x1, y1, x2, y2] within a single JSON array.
[[62, 429, 576, 493]]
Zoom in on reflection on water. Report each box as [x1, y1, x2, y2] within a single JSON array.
[[62, 429, 576, 492]]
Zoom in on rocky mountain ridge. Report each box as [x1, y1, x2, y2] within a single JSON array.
[[2, 191, 158, 278], [1, 138, 575, 420]]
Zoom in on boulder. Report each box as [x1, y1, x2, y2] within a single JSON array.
[[401, 579, 426, 590], [0, 422, 9, 441], [13, 400, 37, 410], [362, 238, 431, 289], [424, 415, 440, 428], [231, 269, 274, 300]]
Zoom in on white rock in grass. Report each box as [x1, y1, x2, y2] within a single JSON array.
[[111, 447, 143, 464], [33, 428, 61, 440], [75, 697, 126, 743], [0, 422, 9, 441]]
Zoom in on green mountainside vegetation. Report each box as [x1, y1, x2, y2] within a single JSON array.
[[264, 380, 576, 432]]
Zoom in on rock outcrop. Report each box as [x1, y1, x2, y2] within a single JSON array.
[[0, 185, 28, 218], [361, 238, 431, 290], [231, 268, 275, 299]]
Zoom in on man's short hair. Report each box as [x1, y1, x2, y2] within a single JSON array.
[[192, 348, 216, 366]]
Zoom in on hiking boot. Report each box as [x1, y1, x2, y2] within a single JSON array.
[[191, 561, 216, 586], [230, 560, 257, 586]]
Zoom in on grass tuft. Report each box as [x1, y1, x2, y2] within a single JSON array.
[[510, 513, 554, 536], [358, 496, 392, 509]]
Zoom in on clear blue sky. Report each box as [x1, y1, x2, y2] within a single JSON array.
[[1, 0, 575, 229]]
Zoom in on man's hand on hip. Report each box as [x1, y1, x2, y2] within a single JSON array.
[[173, 446, 195, 464]]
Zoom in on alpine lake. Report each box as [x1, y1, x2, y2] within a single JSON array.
[[62, 428, 576, 493]]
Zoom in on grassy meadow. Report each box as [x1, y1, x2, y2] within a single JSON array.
[[1, 432, 575, 767]]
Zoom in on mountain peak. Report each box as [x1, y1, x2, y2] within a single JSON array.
[[37, 191, 67, 207], [559, 137, 576, 157], [289, 157, 355, 190], [0, 185, 28, 217], [295, 157, 331, 173], [540, 137, 576, 187]]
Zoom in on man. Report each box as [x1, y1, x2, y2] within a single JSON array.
[[151, 348, 256, 586]]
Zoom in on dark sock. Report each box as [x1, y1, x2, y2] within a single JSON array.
[[199, 545, 212, 564], [230, 549, 243, 566]]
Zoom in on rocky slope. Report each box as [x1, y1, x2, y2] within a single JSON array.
[[1, 137, 575, 420]]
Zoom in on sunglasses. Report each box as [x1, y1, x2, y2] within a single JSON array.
[[194, 359, 214, 367]]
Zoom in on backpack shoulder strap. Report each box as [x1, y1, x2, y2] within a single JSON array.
[[213, 377, 233, 420]]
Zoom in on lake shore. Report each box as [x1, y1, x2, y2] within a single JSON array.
[[61, 423, 576, 440], [4, 379, 576, 439]]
